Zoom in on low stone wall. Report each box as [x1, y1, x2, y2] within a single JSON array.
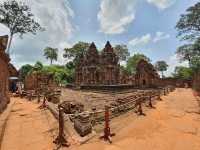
[[160, 78, 192, 88], [80, 84, 136, 90]]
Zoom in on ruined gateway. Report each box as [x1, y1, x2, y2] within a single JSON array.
[[0, 35, 10, 112]]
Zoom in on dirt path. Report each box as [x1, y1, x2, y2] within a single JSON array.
[[68, 88, 200, 150], [0, 97, 58, 150]]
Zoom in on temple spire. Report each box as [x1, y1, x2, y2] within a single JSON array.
[[103, 41, 113, 53]]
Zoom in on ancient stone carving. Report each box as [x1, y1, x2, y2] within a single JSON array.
[[74, 113, 92, 137], [135, 59, 160, 88], [75, 41, 120, 86]]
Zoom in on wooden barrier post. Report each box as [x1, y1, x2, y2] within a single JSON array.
[[158, 91, 162, 101], [149, 95, 153, 108], [42, 96, 46, 107], [37, 94, 40, 103], [100, 105, 115, 143], [163, 88, 166, 96], [53, 105, 70, 147], [28, 92, 32, 101], [137, 98, 145, 116]]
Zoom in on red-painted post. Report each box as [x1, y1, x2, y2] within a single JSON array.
[[53, 105, 70, 147], [149, 95, 153, 108], [100, 105, 115, 143]]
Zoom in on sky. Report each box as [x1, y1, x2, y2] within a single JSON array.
[[0, 0, 199, 76]]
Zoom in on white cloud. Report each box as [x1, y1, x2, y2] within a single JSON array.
[[165, 54, 189, 77], [128, 32, 170, 47], [146, 0, 176, 10], [128, 34, 152, 47], [153, 31, 170, 43], [98, 0, 137, 34], [0, 0, 74, 68]]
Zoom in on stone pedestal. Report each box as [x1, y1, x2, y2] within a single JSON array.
[[74, 113, 92, 137]]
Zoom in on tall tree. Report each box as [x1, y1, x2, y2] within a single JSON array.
[[176, 2, 200, 41], [126, 53, 150, 74], [155, 61, 168, 78], [0, 0, 43, 54], [43, 47, 58, 65], [114, 44, 130, 62], [63, 42, 90, 64], [176, 1, 200, 73]]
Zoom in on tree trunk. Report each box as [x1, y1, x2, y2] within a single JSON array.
[[6, 33, 13, 55], [161, 71, 164, 78], [50, 59, 53, 65]]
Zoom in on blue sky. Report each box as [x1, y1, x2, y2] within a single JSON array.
[[0, 0, 199, 76]]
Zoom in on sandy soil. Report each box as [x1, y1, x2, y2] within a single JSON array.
[[0, 97, 58, 150], [1, 88, 200, 150], [67, 88, 200, 150]]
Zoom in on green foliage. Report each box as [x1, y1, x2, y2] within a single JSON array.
[[65, 61, 75, 70], [176, 1, 200, 74], [19, 64, 33, 81], [176, 44, 194, 62], [0, 0, 43, 54], [173, 66, 193, 80], [114, 44, 130, 62], [126, 53, 150, 74], [33, 61, 43, 72], [155, 61, 168, 78], [190, 56, 200, 72], [63, 42, 90, 64], [42, 65, 74, 85], [43, 47, 58, 65], [19, 61, 75, 85], [176, 2, 200, 41]]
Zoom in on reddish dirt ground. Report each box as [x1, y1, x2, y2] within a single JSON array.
[[0, 97, 58, 150], [1, 88, 200, 150], [68, 88, 200, 150]]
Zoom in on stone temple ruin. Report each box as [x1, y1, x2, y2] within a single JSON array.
[[0, 35, 10, 112], [75, 41, 160, 88], [134, 59, 160, 88], [24, 72, 56, 91], [75, 41, 120, 86]]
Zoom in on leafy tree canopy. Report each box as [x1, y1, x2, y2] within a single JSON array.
[[155, 61, 168, 72], [176, 2, 200, 41], [19, 64, 33, 81], [155, 61, 168, 78], [176, 1, 200, 73], [114, 44, 130, 62], [19, 62, 74, 85], [0, 0, 43, 54], [173, 66, 193, 80], [190, 56, 200, 72], [63, 42, 90, 64]]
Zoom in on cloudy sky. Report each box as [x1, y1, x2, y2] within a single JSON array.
[[0, 0, 198, 76]]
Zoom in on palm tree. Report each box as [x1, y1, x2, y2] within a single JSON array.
[[43, 47, 58, 65]]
